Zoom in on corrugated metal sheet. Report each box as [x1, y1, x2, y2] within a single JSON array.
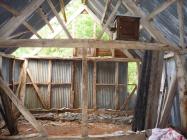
[[52, 60, 72, 83], [13, 60, 23, 82], [51, 85, 71, 108], [24, 59, 128, 110], [28, 60, 48, 83], [1, 57, 11, 83]]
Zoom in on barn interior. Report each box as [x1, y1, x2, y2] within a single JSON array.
[[0, 0, 187, 139]]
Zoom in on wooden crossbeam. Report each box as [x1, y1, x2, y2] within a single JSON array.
[[37, 7, 54, 33], [0, 1, 42, 39], [122, 0, 177, 49], [47, 0, 72, 39], [101, 0, 112, 24], [0, 0, 45, 38], [146, 0, 176, 21], [177, 0, 185, 48], [0, 39, 174, 51], [98, 0, 121, 39], [27, 69, 48, 109]]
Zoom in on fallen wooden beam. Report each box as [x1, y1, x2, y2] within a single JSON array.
[[0, 76, 47, 135], [0, 39, 175, 51]]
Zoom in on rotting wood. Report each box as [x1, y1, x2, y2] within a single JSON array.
[[81, 48, 88, 137], [0, 39, 173, 51], [0, 0, 45, 38], [47, 0, 72, 39], [27, 68, 47, 109], [47, 60, 52, 109], [158, 74, 177, 128], [93, 61, 97, 109], [0, 75, 47, 135], [115, 62, 119, 110]]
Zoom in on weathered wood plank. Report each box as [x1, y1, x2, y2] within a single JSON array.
[[81, 48, 88, 137], [27, 69, 47, 109], [146, 0, 176, 20], [115, 62, 119, 110], [101, 0, 111, 23], [0, 75, 47, 135], [47, 0, 72, 39], [0, 0, 45, 38], [0, 39, 173, 51]]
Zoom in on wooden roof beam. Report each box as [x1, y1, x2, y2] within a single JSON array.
[[122, 0, 177, 48], [146, 0, 176, 21], [101, 0, 112, 24], [37, 7, 54, 33], [0, 39, 176, 51], [0, 0, 45, 38], [177, 0, 185, 48], [47, 0, 72, 39], [0, 1, 42, 39], [98, 0, 121, 39], [59, 0, 67, 22]]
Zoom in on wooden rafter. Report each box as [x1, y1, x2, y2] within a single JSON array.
[[47, 0, 72, 39], [59, 0, 67, 22], [0, 1, 42, 39], [177, 0, 185, 48], [0, 0, 45, 38], [98, 0, 121, 39], [146, 0, 176, 21], [7, 31, 30, 39], [121, 0, 177, 48], [101, 0, 111, 24], [0, 39, 174, 51], [37, 7, 54, 33]]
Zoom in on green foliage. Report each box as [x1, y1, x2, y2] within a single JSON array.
[[128, 62, 138, 93]]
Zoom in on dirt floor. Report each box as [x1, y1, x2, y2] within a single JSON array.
[[1, 119, 131, 136]]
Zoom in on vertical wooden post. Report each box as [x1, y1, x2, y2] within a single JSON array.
[[81, 48, 88, 137], [175, 54, 187, 129], [70, 61, 75, 108], [47, 60, 52, 109], [93, 61, 97, 109], [19, 59, 28, 104], [12, 59, 15, 92], [115, 62, 119, 110]]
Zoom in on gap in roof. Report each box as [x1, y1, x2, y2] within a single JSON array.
[[13, 0, 110, 57]]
